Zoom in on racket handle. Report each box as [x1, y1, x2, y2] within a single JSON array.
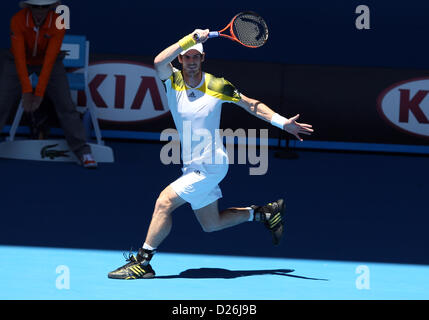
[[193, 31, 220, 41], [208, 31, 219, 38]]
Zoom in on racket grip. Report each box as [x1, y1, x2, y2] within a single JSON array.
[[208, 31, 219, 38], [193, 31, 220, 41]]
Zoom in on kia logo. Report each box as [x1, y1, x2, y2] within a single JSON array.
[[377, 77, 429, 139], [71, 60, 169, 123]]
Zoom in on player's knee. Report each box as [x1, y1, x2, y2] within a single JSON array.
[[154, 194, 173, 214]]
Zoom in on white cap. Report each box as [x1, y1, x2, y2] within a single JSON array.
[[180, 43, 204, 56], [20, 0, 59, 7]]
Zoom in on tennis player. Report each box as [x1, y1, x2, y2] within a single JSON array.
[[108, 29, 313, 279]]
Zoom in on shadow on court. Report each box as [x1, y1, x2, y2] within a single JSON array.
[[155, 267, 328, 281]]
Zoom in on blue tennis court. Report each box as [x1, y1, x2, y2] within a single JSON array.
[[1, 0, 429, 308], [1, 245, 428, 300], [1, 141, 428, 301]]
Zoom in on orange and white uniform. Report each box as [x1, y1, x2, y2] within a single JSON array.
[[10, 8, 65, 97]]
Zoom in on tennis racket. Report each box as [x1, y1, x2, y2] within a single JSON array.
[[194, 11, 269, 48]]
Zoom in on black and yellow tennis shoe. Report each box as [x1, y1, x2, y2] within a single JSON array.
[[252, 199, 286, 245], [108, 248, 155, 280]]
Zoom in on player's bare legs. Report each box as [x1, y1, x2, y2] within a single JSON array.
[[108, 185, 185, 279], [108, 195, 286, 279], [194, 200, 251, 232], [144, 185, 186, 248], [194, 199, 286, 245]]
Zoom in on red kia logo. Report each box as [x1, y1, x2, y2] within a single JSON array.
[[72, 60, 169, 123], [377, 77, 429, 139]]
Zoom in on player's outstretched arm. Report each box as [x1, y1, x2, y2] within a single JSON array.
[[153, 29, 210, 81], [235, 94, 314, 141]]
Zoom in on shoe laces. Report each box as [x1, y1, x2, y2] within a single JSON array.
[[122, 248, 139, 266]]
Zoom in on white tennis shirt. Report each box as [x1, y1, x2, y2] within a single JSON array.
[[163, 68, 241, 172]]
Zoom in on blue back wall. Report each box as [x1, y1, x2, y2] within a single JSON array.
[[1, 0, 428, 68]]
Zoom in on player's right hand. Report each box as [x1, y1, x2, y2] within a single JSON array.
[[193, 29, 210, 43]]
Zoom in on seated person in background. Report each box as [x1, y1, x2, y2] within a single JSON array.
[[26, 96, 55, 140], [0, 0, 97, 168]]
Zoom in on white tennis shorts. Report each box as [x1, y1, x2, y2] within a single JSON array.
[[170, 164, 228, 210]]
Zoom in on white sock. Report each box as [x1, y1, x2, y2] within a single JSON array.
[[143, 243, 156, 251], [247, 207, 254, 221]]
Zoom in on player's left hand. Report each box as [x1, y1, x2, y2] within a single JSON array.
[[283, 114, 314, 141]]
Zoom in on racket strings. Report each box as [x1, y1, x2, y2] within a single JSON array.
[[232, 13, 268, 47]]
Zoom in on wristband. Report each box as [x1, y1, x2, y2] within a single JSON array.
[[270, 113, 287, 129], [178, 34, 197, 51]]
